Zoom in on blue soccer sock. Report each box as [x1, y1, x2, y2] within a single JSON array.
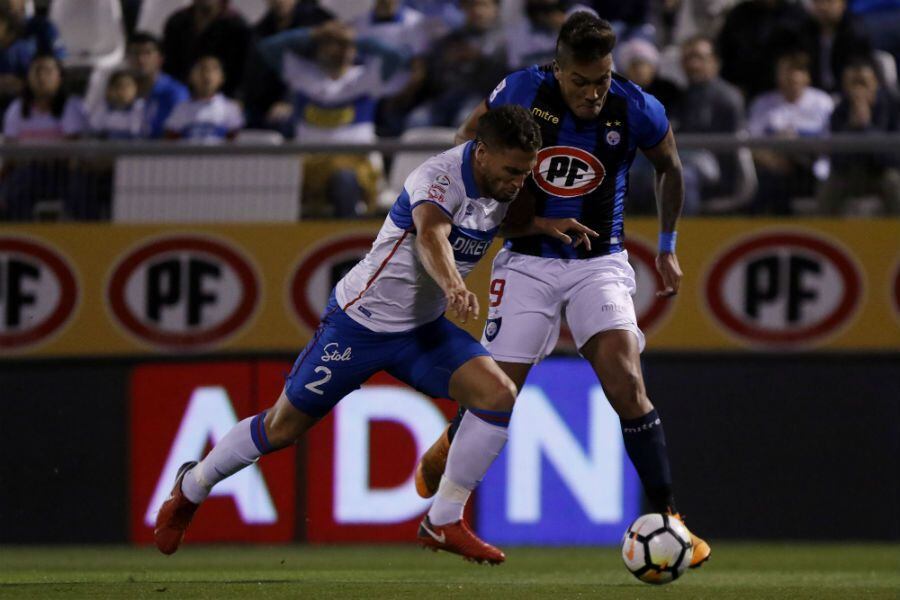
[[181, 412, 272, 504], [620, 408, 677, 514]]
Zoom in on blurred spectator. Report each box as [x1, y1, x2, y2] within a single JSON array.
[[0, 2, 64, 120], [165, 55, 244, 141], [2, 54, 86, 141], [819, 57, 900, 214], [748, 51, 833, 214], [405, 0, 465, 41], [90, 69, 145, 139], [258, 21, 410, 217], [505, 0, 567, 70], [1, 53, 90, 220], [407, 0, 507, 129], [353, 0, 429, 137], [780, 0, 873, 93], [616, 38, 682, 214], [850, 0, 900, 69], [656, 0, 740, 46], [163, 0, 252, 97], [617, 38, 682, 118], [127, 32, 190, 139], [717, 0, 807, 100], [0, 0, 64, 56], [677, 34, 746, 213], [243, 0, 334, 130], [585, 0, 653, 41]]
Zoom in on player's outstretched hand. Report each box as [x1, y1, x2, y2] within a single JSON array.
[[534, 217, 599, 251], [447, 285, 480, 324], [655, 252, 683, 298]]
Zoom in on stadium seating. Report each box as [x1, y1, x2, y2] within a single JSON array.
[[50, 0, 126, 70], [378, 126, 456, 211], [319, 0, 373, 22], [113, 153, 302, 222], [135, 0, 191, 36], [230, 0, 268, 25]]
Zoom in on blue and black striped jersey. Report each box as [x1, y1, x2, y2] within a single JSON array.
[[487, 65, 670, 258]]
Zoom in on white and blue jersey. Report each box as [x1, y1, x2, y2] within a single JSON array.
[[487, 65, 669, 258], [163, 93, 244, 142], [284, 142, 502, 416], [335, 141, 509, 332]]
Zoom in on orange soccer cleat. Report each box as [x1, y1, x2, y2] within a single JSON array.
[[153, 461, 200, 555], [669, 512, 711, 568], [414, 425, 451, 498], [417, 516, 506, 565]]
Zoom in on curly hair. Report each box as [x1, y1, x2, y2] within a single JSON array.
[[475, 105, 542, 153]]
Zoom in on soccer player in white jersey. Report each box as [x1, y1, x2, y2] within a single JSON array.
[[154, 105, 595, 563], [414, 12, 712, 567]]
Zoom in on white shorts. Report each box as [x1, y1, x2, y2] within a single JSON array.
[[481, 248, 645, 364]]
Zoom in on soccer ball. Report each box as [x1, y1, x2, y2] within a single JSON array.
[[621, 513, 693, 585]]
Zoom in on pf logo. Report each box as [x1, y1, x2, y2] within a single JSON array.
[[107, 236, 259, 349], [705, 231, 862, 347], [532, 146, 605, 197], [0, 237, 78, 350], [289, 233, 376, 330]]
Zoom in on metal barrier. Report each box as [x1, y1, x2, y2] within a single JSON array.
[[0, 133, 898, 221]]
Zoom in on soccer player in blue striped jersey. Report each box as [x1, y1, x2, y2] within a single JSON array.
[[415, 11, 711, 568]]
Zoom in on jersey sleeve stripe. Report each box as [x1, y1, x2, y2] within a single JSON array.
[[411, 198, 453, 221]]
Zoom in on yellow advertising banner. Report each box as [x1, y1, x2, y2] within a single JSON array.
[[0, 219, 897, 358]]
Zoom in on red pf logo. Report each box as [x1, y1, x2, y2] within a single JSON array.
[[0, 236, 78, 350], [532, 146, 605, 197], [705, 231, 862, 347], [107, 235, 259, 350]]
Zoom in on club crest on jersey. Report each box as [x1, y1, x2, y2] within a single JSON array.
[[606, 130, 621, 146], [435, 174, 451, 187], [532, 146, 605, 197], [484, 317, 501, 341]]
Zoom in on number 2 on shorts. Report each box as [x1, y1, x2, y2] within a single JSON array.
[[304, 366, 332, 396]]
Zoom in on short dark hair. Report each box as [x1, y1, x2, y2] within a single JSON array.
[[128, 31, 162, 52], [776, 50, 811, 72], [556, 11, 616, 65], [476, 105, 542, 153], [108, 68, 139, 87]]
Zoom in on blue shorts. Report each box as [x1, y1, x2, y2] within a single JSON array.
[[284, 293, 490, 418]]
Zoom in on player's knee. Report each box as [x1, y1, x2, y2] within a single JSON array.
[[607, 371, 648, 412], [474, 377, 517, 413], [263, 406, 306, 449], [482, 377, 518, 412]]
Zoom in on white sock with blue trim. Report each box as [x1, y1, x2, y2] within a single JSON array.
[[427, 410, 509, 526]]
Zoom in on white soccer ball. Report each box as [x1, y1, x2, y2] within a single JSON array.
[[621, 513, 693, 585]]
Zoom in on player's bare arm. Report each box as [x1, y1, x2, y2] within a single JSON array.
[[412, 201, 479, 323], [499, 188, 599, 250], [642, 127, 685, 298], [455, 100, 488, 145]]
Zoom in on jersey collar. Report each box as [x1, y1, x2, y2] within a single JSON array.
[[461, 141, 483, 199]]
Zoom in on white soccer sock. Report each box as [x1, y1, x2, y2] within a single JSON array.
[[427, 411, 509, 526], [181, 416, 262, 504]]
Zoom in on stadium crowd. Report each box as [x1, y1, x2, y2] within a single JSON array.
[[0, 0, 898, 220]]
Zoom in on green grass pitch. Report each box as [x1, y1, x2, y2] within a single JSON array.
[[2, 543, 898, 599]]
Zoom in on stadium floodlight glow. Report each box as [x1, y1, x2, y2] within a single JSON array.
[[144, 386, 277, 527]]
